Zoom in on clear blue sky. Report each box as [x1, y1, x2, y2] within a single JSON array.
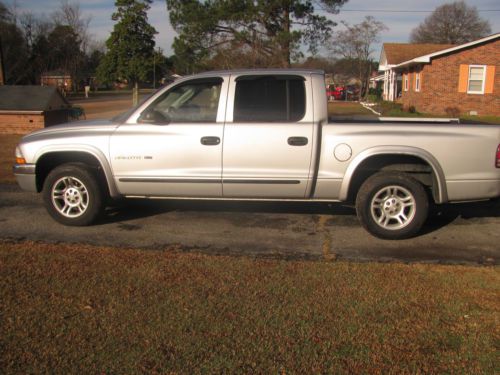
[[6, 0, 500, 59]]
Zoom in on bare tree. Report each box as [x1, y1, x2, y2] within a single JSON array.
[[19, 12, 52, 48], [53, 0, 91, 53], [410, 1, 491, 44], [329, 16, 387, 95]]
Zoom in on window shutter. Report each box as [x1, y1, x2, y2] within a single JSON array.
[[458, 64, 468, 93], [485, 66, 495, 94]]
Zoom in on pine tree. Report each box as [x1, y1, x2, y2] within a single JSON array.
[[97, 0, 157, 87], [166, 0, 348, 72]]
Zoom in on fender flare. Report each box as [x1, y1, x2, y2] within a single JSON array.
[[339, 146, 448, 203], [34, 144, 120, 198]]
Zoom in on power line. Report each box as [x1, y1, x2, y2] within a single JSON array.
[[339, 9, 500, 13]]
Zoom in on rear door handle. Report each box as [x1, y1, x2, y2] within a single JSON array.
[[201, 136, 221, 146], [287, 136, 308, 146]]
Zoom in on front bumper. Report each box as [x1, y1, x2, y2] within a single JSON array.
[[13, 164, 37, 192]]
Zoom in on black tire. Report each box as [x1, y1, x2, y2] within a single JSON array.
[[355, 172, 429, 239], [42, 163, 104, 226]]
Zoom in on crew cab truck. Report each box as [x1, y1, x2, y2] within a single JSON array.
[[13, 69, 500, 239]]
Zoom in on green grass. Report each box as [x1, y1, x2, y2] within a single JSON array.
[[1, 241, 498, 374], [375, 101, 500, 124], [328, 102, 374, 116], [374, 101, 422, 118], [460, 115, 500, 125]]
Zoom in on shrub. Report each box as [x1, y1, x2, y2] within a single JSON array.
[[366, 94, 380, 103], [377, 101, 403, 115], [368, 87, 382, 97], [445, 106, 460, 117]]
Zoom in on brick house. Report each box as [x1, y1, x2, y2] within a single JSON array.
[[0, 86, 71, 134], [379, 43, 454, 101], [41, 70, 73, 93], [384, 33, 499, 117]]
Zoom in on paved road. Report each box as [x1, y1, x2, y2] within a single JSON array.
[[0, 184, 498, 265]]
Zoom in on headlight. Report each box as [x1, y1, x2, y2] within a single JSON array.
[[15, 146, 26, 164]]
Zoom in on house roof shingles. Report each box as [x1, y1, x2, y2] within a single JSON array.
[[383, 43, 456, 65], [0, 85, 69, 111]]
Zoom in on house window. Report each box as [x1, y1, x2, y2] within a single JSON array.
[[415, 72, 421, 92], [467, 65, 486, 94], [404, 74, 408, 92]]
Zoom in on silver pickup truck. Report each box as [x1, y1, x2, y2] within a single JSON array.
[[13, 69, 500, 239]]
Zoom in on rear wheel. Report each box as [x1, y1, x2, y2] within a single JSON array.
[[42, 163, 104, 226], [355, 172, 429, 239]]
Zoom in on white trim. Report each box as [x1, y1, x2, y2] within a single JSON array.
[[0, 110, 44, 115], [415, 72, 421, 92], [467, 65, 486, 94], [403, 73, 409, 92], [394, 33, 500, 69], [360, 102, 382, 116], [369, 74, 385, 82], [379, 117, 459, 123]]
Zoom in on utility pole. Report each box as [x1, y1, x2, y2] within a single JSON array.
[[153, 47, 161, 89], [0, 37, 5, 85]]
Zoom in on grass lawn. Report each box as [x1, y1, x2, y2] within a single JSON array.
[[459, 114, 500, 125], [0, 134, 22, 184], [328, 101, 374, 117], [67, 88, 155, 100], [372, 101, 500, 124], [1, 240, 498, 373], [2, 99, 499, 373]]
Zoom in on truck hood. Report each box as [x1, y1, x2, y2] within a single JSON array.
[[21, 119, 120, 142]]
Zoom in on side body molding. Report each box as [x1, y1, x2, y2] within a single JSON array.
[[35, 144, 120, 198], [339, 146, 448, 203]]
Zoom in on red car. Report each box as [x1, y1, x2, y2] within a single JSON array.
[[326, 85, 345, 101]]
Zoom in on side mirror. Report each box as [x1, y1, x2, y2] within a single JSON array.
[[138, 109, 170, 125]]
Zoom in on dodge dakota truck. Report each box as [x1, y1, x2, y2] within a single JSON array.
[[13, 69, 500, 239]]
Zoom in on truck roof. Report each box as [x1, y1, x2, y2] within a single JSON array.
[[184, 69, 325, 78]]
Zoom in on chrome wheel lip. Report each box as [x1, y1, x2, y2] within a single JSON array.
[[370, 185, 416, 231], [51, 176, 89, 218]]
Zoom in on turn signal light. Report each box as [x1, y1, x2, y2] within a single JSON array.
[[496, 145, 500, 168], [16, 157, 26, 164]]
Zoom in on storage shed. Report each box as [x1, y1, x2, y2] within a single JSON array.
[[0, 86, 71, 134]]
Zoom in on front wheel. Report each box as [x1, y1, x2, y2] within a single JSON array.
[[355, 172, 429, 239], [42, 163, 104, 226]]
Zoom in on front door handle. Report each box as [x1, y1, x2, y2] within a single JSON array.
[[201, 136, 221, 146], [287, 136, 308, 146]]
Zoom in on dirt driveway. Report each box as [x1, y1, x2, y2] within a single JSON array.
[[0, 184, 498, 265], [71, 96, 136, 119]]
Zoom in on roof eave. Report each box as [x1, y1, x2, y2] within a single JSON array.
[[393, 32, 499, 70], [378, 64, 395, 72], [394, 57, 430, 69]]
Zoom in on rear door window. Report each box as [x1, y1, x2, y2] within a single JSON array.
[[234, 76, 306, 122]]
